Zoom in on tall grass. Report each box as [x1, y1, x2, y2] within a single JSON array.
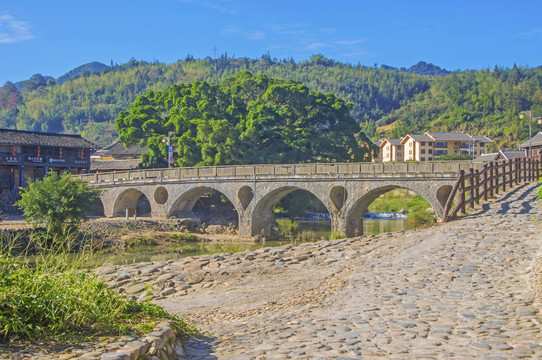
[[0, 227, 198, 342]]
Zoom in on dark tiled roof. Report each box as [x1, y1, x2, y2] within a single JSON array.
[[474, 153, 498, 162], [92, 141, 148, 158], [380, 138, 403, 147], [90, 159, 142, 171], [426, 132, 474, 141], [520, 132, 542, 148], [470, 134, 493, 143], [401, 134, 432, 144], [0, 129, 96, 149], [500, 150, 526, 160]]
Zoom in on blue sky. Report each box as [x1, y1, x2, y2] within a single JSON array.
[[1, 0, 542, 85]]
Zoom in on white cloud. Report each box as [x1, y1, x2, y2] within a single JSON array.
[[0, 14, 33, 44], [177, 0, 246, 14], [223, 26, 266, 40], [517, 28, 542, 39], [305, 42, 328, 51]]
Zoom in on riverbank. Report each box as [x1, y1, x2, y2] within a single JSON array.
[[2, 182, 540, 358], [137, 182, 542, 358]]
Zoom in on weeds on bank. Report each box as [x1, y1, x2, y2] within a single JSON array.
[[0, 227, 198, 343]]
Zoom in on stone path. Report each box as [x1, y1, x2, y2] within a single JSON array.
[[150, 182, 542, 359], [3, 183, 541, 359]]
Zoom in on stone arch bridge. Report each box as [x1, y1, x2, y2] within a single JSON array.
[[76, 162, 483, 237]]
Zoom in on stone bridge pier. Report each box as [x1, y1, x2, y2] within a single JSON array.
[[96, 173, 456, 238]]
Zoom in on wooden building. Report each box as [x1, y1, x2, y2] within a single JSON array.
[[0, 129, 96, 194]]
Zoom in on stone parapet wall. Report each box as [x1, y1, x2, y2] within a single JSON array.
[[100, 320, 182, 360]]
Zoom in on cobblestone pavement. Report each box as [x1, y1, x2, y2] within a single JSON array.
[[4, 183, 538, 359], [155, 183, 542, 359]]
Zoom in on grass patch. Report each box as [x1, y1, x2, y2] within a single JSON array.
[[368, 189, 437, 227], [0, 229, 198, 343], [123, 236, 157, 247]]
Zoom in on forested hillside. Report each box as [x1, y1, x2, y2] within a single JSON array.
[[1, 55, 541, 151]]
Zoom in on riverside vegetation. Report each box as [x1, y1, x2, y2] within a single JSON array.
[[0, 173, 198, 346]]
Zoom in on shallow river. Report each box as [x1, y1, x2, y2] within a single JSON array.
[[99, 216, 413, 266]]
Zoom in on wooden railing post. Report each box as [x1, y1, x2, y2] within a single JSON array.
[[501, 161, 506, 192], [474, 169, 480, 205], [468, 168, 475, 209], [508, 159, 513, 188], [521, 158, 527, 182], [482, 163, 488, 201], [529, 159, 534, 182], [459, 170, 466, 215], [488, 161, 494, 197], [495, 161, 501, 195]]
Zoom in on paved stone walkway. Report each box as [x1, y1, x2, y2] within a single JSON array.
[[154, 183, 542, 359]]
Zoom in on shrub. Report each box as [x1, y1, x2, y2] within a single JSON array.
[[0, 232, 198, 342], [16, 172, 101, 235]]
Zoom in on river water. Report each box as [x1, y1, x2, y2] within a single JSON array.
[[98, 216, 413, 266]]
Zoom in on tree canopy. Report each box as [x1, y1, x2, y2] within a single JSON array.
[[115, 71, 375, 167]]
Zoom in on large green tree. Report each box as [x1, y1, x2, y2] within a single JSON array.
[[115, 71, 376, 167]]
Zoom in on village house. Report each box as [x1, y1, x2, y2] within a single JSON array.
[[401, 134, 434, 161], [0, 129, 95, 194], [90, 141, 148, 173], [474, 149, 526, 162], [519, 132, 542, 157], [376, 132, 493, 162], [378, 138, 403, 162]]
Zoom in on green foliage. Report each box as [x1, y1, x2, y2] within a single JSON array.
[[16, 172, 101, 232], [116, 71, 374, 166], [167, 233, 199, 242], [4, 56, 542, 151], [368, 190, 436, 227], [123, 237, 157, 247], [0, 232, 198, 341], [330, 232, 347, 240], [273, 190, 328, 218], [537, 177, 542, 201], [378, 66, 542, 150]]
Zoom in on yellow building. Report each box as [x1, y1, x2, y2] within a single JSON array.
[[399, 132, 493, 161], [379, 138, 404, 162], [401, 134, 434, 161]]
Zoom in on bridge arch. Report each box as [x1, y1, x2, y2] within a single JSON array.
[[168, 186, 241, 228], [344, 184, 444, 237], [112, 188, 152, 217], [250, 185, 331, 236], [88, 197, 105, 217]]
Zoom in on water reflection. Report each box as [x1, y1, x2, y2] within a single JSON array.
[[97, 216, 412, 266]]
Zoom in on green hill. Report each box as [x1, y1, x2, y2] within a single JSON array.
[[0, 55, 540, 151]]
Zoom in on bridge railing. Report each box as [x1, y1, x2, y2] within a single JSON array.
[[76, 161, 487, 183], [443, 155, 542, 221]]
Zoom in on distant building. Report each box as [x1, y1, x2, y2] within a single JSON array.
[[401, 134, 434, 161], [519, 132, 542, 157], [475, 149, 526, 162], [379, 138, 404, 162], [90, 141, 148, 172], [0, 129, 95, 194], [399, 132, 492, 161]]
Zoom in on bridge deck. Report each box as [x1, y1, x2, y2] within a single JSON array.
[[76, 161, 484, 184]]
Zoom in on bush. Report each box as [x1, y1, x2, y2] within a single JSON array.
[[0, 231, 198, 342], [16, 172, 101, 234]]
